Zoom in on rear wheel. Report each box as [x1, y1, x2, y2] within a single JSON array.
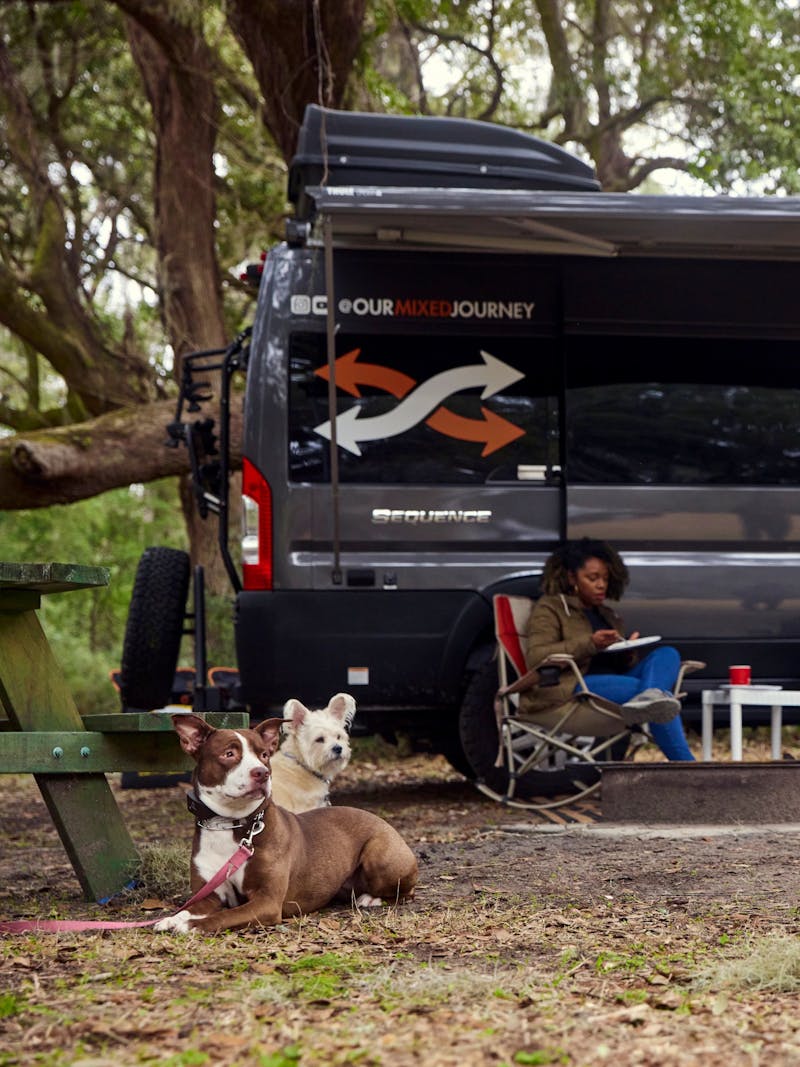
[[459, 656, 628, 798], [433, 724, 475, 779], [119, 547, 191, 710]]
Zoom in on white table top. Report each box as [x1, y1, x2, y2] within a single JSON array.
[[702, 686, 800, 705]]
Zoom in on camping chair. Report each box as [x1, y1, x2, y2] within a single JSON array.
[[480, 594, 704, 811]]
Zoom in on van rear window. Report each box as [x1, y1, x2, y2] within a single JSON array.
[[288, 332, 559, 484]]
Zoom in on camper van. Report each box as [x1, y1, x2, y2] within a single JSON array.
[[124, 105, 800, 794]]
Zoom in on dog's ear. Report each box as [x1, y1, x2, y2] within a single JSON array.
[[254, 717, 283, 756], [282, 698, 309, 732], [172, 713, 215, 757], [327, 693, 356, 727]]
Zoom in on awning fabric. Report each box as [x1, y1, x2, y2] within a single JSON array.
[[305, 186, 800, 261]]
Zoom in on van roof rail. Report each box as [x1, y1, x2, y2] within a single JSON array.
[[288, 105, 600, 220]]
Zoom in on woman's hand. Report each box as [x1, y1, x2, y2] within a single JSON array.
[[591, 629, 622, 650]]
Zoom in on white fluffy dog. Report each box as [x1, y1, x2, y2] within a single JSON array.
[[269, 692, 356, 813]]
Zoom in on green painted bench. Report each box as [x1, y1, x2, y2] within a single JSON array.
[[0, 563, 248, 902]]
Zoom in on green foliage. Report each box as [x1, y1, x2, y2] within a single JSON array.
[[662, 0, 800, 191], [0, 478, 189, 713], [361, 0, 800, 191], [0, 0, 290, 431]]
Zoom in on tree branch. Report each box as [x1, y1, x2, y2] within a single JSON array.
[[623, 155, 692, 191], [0, 36, 157, 411], [533, 0, 587, 134], [0, 398, 242, 509]]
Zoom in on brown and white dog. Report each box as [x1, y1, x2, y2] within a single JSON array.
[[270, 692, 356, 813], [155, 714, 418, 934]]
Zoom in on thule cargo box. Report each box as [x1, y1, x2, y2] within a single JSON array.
[[288, 104, 600, 219]]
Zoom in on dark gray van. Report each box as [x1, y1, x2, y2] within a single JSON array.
[[141, 105, 800, 791]]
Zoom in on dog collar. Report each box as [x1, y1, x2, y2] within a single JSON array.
[[186, 789, 266, 833], [281, 751, 331, 785]]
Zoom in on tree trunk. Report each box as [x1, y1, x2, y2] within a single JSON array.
[[123, 11, 227, 361], [227, 0, 369, 159], [121, 4, 231, 594]]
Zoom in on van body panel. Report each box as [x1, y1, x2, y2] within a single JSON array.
[[235, 589, 491, 720], [305, 483, 560, 590], [563, 259, 799, 337]]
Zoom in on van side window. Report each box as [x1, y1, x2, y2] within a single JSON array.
[[566, 337, 800, 485], [289, 332, 560, 484]]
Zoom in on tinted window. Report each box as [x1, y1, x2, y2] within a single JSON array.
[[289, 332, 560, 484], [566, 337, 800, 485]]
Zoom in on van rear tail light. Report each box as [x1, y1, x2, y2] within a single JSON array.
[[241, 457, 273, 590]]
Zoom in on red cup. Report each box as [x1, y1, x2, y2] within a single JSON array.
[[729, 664, 751, 685]]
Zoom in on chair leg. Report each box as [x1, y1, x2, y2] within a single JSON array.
[[477, 717, 627, 812], [475, 777, 602, 811]]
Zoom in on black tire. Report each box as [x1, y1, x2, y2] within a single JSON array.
[[119, 547, 191, 710], [434, 725, 476, 780], [459, 656, 628, 798]]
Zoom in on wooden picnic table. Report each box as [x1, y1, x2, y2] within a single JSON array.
[[0, 563, 247, 902]]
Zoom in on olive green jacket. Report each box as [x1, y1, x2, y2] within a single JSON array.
[[519, 594, 625, 714]]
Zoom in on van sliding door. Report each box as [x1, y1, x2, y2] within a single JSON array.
[[562, 257, 800, 683]]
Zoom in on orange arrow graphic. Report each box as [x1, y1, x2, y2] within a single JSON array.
[[314, 349, 415, 398], [427, 406, 526, 457], [314, 349, 525, 455]]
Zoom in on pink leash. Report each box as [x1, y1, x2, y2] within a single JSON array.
[[0, 840, 254, 934]]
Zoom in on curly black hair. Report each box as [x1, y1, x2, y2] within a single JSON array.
[[540, 538, 630, 600]]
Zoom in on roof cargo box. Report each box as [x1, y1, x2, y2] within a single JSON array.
[[288, 105, 600, 219]]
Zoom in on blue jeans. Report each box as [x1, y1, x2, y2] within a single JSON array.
[[582, 646, 695, 761]]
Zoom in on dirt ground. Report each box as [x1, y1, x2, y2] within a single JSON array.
[[4, 730, 798, 914], [2, 731, 800, 1065]]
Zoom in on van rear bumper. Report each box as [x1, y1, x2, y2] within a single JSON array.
[[234, 589, 492, 723]]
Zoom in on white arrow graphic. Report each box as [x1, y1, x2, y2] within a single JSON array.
[[314, 350, 525, 456]]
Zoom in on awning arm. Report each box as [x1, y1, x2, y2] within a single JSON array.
[[323, 215, 342, 585], [500, 215, 617, 256]]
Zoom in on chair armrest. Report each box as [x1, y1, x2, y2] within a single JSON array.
[[675, 659, 707, 699], [535, 653, 591, 693], [680, 659, 706, 674]]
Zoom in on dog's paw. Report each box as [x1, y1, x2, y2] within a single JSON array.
[[154, 909, 194, 934], [354, 893, 384, 908]]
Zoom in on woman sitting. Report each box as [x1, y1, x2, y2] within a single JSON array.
[[521, 538, 694, 761]]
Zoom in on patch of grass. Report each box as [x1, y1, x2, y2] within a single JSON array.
[[159, 1052, 210, 1067], [594, 949, 647, 975], [516, 1051, 570, 1066], [256, 1046, 302, 1067], [285, 952, 368, 1000], [695, 934, 800, 993], [617, 988, 649, 1004], [133, 841, 192, 899], [0, 992, 23, 1019]]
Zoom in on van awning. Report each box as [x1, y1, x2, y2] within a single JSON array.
[[304, 186, 800, 261]]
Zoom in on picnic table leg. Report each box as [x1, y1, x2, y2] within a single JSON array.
[[0, 609, 139, 902]]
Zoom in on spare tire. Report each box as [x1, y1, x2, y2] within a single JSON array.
[[119, 547, 191, 710], [459, 655, 628, 798]]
